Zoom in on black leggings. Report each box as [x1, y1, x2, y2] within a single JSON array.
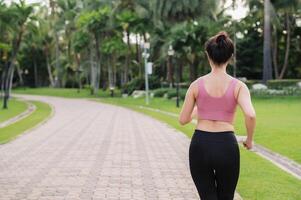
[[189, 129, 240, 200]]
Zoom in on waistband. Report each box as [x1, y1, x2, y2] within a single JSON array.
[[193, 129, 237, 143]]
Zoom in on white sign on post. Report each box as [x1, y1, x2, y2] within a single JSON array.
[[147, 62, 153, 74]]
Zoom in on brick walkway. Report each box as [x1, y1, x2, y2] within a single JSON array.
[[0, 95, 200, 200]]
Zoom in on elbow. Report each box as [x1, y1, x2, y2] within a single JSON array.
[[246, 112, 256, 120]]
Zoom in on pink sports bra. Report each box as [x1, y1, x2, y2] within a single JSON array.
[[196, 77, 238, 123]]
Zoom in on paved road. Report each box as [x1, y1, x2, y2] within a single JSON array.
[[0, 95, 200, 200]]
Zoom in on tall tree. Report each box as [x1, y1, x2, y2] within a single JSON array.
[[77, 6, 111, 94], [1, 0, 34, 109], [263, 0, 273, 83]]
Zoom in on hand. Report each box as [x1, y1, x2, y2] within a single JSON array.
[[243, 139, 253, 150]]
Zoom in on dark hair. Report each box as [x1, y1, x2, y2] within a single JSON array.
[[205, 31, 234, 65]]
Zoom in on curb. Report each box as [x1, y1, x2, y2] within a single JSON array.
[[0, 99, 55, 144], [0, 99, 36, 128]]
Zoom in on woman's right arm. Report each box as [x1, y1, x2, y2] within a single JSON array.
[[237, 82, 256, 149]]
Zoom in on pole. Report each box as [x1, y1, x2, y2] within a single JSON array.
[[233, 21, 237, 78]]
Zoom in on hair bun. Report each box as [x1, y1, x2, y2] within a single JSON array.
[[216, 34, 226, 42], [205, 31, 234, 64], [216, 33, 227, 47]]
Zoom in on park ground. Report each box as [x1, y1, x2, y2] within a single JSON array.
[[0, 88, 300, 199]]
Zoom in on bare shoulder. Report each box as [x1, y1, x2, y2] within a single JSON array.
[[233, 78, 247, 89], [234, 78, 250, 99], [187, 77, 202, 98]]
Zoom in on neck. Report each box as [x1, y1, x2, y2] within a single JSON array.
[[210, 63, 227, 75]]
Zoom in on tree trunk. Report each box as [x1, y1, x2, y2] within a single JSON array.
[[179, 61, 183, 82], [108, 56, 112, 89], [50, 0, 61, 88], [16, 64, 24, 86], [272, 26, 279, 79], [125, 30, 131, 84], [233, 22, 237, 78], [89, 42, 96, 95], [191, 59, 199, 82], [3, 28, 24, 109], [94, 33, 101, 94], [3, 60, 16, 109], [46, 54, 55, 87], [279, 12, 291, 79], [113, 53, 116, 87], [8, 64, 15, 95], [135, 35, 142, 78], [0, 66, 6, 98], [263, 0, 273, 83], [3, 63, 11, 109], [54, 32, 61, 87], [33, 52, 38, 87]]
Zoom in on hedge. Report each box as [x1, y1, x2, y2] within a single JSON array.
[[266, 79, 301, 89]]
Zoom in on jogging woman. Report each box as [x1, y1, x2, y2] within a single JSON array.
[[179, 31, 256, 200]]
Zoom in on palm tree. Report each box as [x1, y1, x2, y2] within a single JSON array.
[[151, 0, 219, 84], [116, 10, 140, 84], [56, 0, 79, 81], [49, 0, 62, 87], [76, 6, 111, 94], [2, 0, 34, 109], [37, 8, 56, 87]]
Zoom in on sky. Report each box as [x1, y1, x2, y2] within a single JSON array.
[[4, 0, 249, 21]]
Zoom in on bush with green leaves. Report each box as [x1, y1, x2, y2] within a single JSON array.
[[267, 79, 301, 89], [245, 80, 261, 88], [250, 87, 301, 97], [166, 89, 187, 100], [122, 76, 161, 94], [152, 88, 170, 97]]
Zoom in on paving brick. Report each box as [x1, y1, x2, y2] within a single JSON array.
[[0, 95, 243, 200]]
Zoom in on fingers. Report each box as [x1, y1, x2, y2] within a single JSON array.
[[243, 141, 252, 150]]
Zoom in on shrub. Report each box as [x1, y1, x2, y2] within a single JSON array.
[[160, 82, 190, 89], [122, 76, 161, 94], [166, 89, 187, 100], [153, 88, 169, 97], [267, 79, 301, 89], [250, 87, 301, 97], [245, 80, 260, 89], [64, 78, 79, 88]]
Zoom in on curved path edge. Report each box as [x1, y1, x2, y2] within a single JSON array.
[[0, 98, 36, 128]]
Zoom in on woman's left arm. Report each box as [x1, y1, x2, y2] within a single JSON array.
[[179, 82, 197, 125]]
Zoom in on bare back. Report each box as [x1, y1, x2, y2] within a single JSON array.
[[196, 74, 240, 131]]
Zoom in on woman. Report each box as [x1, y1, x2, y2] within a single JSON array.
[[179, 31, 256, 200]]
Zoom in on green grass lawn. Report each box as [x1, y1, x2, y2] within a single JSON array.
[[235, 97, 301, 164], [13, 87, 121, 98], [0, 98, 28, 123], [99, 97, 301, 200], [0, 101, 52, 144]]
